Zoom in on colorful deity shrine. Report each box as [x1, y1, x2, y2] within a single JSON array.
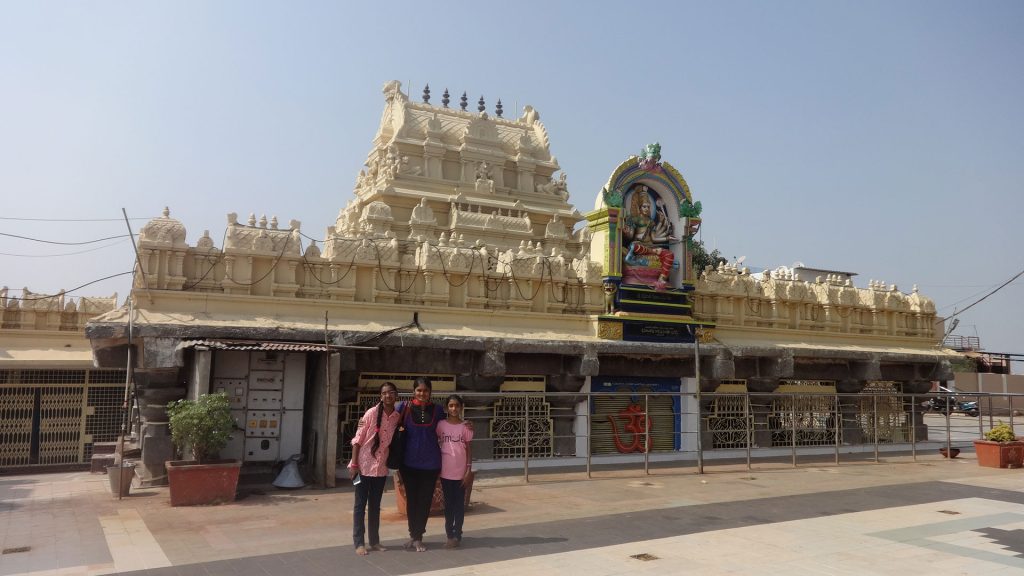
[[587, 142, 711, 343]]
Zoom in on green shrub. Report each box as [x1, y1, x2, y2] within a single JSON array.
[[984, 421, 1018, 443], [166, 393, 235, 463]]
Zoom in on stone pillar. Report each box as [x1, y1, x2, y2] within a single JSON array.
[[836, 379, 866, 445], [902, 380, 934, 441], [747, 377, 779, 447], [139, 422, 173, 487], [188, 349, 212, 401], [748, 399, 774, 449]]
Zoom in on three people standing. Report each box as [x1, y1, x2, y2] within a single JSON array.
[[350, 377, 473, 554]]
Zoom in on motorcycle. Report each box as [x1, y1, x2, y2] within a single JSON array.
[[924, 395, 980, 417]]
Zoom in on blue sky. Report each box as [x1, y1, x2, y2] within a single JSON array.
[[1, 1, 1022, 357]]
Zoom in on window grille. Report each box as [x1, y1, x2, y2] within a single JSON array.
[[490, 394, 553, 459], [856, 381, 910, 443], [769, 381, 839, 446], [487, 377, 552, 459]]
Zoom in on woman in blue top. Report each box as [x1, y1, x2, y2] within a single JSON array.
[[397, 376, 446, 552]]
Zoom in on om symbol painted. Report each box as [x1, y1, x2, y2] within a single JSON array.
[[607, 404, 653, 453]]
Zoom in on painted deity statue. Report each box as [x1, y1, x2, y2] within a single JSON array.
[[621, 183, 677, 291]]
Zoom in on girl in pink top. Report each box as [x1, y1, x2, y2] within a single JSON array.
[[436, 394, 473, 549], [348, 382, 401, 556]]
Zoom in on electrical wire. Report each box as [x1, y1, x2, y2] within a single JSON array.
[[0, 216, 154, 222], [937, 280, 1024, 312], [1, 271, 133, 302], [0, 231, 130, 245], [0, 238, 129, 258], [938, 268, 1024, 324]]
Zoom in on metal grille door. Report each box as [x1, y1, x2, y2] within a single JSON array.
[[0, 369, 126, 469]]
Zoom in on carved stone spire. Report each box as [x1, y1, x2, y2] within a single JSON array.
[[422, 84, 430, 104], [477, 95, 486, 113], [442, 88, 450, 108], [460, 92, 468, 111], [495, 99, 503, 118]]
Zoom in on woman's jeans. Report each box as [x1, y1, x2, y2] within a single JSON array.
[[353, 475, 387, 548], [401, 467, 440, 540], [440, 478, 466, 541]]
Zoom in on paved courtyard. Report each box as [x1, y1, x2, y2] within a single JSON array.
[[3, 452, 1024, 575]]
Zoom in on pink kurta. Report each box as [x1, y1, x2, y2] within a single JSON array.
[[437, 419, 474, 481], [350, 404, 401, 477]]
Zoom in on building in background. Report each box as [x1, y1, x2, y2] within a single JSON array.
[[85, 81, 957, 487], [0, 288, 122, 471]]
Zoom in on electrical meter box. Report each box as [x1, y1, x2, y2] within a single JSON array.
[[251, 351, 284, 371], [213, 350, 306, 463], [245, 437, 280, 461], [246, 410, 281, 437], [247, 389, 282, 410], [250, 370, 283, 391], [213, 378, 248, 410]]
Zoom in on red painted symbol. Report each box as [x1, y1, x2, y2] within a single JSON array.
[[607, 404, 653, 453]]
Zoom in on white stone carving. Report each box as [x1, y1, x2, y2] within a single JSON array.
[[196, 230, 216, 251], [544, 214, 567, 239], [536, 173, 568, 199], [223, 212, 301, 255], [410, 198, 436, 224], [360, 201, 394, 238], [139, 207, 187, 248]]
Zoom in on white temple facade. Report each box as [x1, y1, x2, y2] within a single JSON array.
[[84, 81, 956, 487]]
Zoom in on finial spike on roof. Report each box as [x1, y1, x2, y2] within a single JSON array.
[[442, 88, 450, 108], [477, 95, 486, 113], [495, 99, 503, 117], [422, 84, 430, 104], [460, 92, 468, 111]]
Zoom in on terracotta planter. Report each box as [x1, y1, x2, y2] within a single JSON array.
[[392, 470, 474, 516], [166, 459, 241, 506], [973, 440, 1024, 468]]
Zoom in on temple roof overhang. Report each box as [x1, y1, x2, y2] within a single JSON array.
[[84, 290, 955, 368]]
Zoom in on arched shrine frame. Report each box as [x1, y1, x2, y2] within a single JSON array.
[[589, 157, 701, 288]]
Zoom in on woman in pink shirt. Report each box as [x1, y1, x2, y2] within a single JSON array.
[[436, 394, 474, 549], [348, 382, 401, 556]]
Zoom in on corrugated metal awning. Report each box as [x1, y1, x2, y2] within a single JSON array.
[[176, 339, 375, 352]]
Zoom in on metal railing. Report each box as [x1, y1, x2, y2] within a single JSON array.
[[448, 390, 1024, 481]]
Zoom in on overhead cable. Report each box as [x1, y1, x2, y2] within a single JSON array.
[[1, 271, 134, 302], [0, 216, 153, 222], [938, 268, 1024, 324], [0, 238, 129, 258], [0, 231, 130, 246]]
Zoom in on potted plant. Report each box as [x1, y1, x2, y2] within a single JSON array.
[[974, 421, 1024, 469], [165, 392, 241, 506]]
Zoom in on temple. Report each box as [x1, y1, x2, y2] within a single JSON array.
[[77, 81, 957, 486]]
